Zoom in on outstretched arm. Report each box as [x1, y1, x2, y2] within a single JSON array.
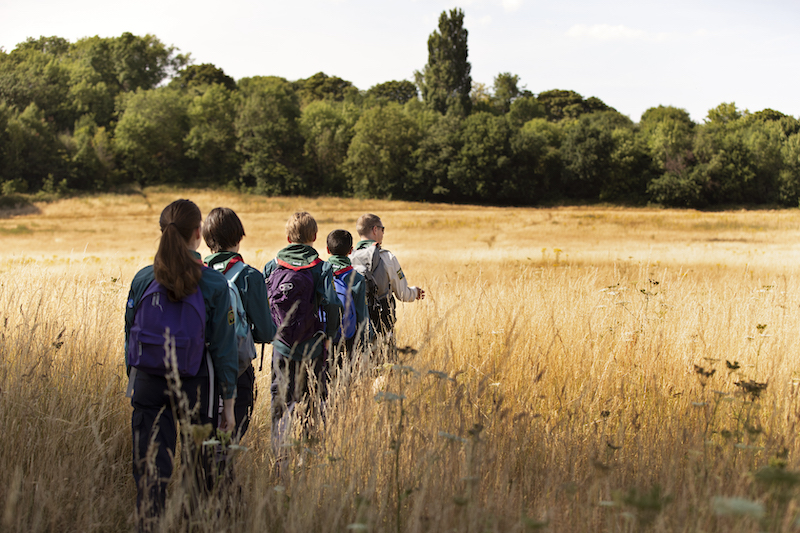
[[385, 252, 422, 303]]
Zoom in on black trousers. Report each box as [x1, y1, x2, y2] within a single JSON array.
[[130, 367, 217, 521], [234, 364, 256, 441]]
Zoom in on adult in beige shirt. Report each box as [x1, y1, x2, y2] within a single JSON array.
[[349, 213, 425, 341]]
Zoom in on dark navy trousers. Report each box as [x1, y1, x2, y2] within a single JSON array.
[[130, 366, 217, 521]]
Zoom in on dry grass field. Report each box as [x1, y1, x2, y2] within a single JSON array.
[[4, 188, 800, 532]]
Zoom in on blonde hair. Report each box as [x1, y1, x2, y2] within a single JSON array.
[[356, 213, 382, 238], [286, 212, 317, 243]]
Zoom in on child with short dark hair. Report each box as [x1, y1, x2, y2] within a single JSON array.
[[203, 207, 276, 440], [263, 212, 342, 455], [325, 229, 371, 361]]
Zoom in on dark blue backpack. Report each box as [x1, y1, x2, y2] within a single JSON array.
[[266, 259, 324, 350], [332, 267, 357, 342], [128, 280, 206, 376]]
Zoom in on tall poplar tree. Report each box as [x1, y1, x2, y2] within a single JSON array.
[[416, 8, 472, 116]]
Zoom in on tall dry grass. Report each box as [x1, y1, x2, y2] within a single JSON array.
[[3, 190, 800, 531]]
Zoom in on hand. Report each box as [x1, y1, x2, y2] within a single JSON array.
[[219, 398, 236, 433], [416, 288, 425, 300]]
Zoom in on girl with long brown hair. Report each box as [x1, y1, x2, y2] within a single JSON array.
[[124, 199, 237, 528]]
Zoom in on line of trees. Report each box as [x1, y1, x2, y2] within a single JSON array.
[[1, 10, 800, 207]]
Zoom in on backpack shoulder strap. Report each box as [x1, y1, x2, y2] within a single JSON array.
[[369, 245, 381, 273], [225, 260, 247, 282]]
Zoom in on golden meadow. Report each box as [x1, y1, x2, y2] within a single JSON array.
[[4, 189, 800, 532]]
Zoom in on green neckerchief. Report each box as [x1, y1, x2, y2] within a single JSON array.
[[204, 251, 241, 271], [328, 254, 351, 270], [276, 243, 319, 267], [355, 239, 376, 250]]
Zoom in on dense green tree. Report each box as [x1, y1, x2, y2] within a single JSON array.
[[2, 103, 66, 191], [60, 115, 115, 190], [70, 33, 187, 96], [415, 8, 472, 116], [751, 108, 800, 137], [114, 88, 191, 184], [492, 72, 526, 114], [365, 80, 418, 104], [66, 64, 115, 128], [409, 112, 461, 200], [0, 102, 11, 186], [705, 102, 741, 125], [506, 96, 545, 128], [449, 112, 516, 202], [778, 133, 800, 205], [0, 33, 187, 132], [110, 33, 188, 93], [14, 36, 71, 56], [235, 77, 305, 194], [537, 90, 610, 122], [638, 106, 698, 206], [511, 118, 563, 202], [639, 106, 695, 172], [557, 111, 637, 201], [299, 100, 360, 193], [170, 63, 237, 92], [560, 113, 616, 199], [344, 103, 420, 197], [647, 170, 706, 207], [689, 103, 783, 205], [296, 72, 358, 107], [603, 127, 653, 202], [184, 84, 238, 183], [0, 41, 73, 130]]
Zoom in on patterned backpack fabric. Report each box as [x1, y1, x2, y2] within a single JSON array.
[[221, 261, 257, 376], [128, 280, 206, 376], [266, 259, 324, 350]]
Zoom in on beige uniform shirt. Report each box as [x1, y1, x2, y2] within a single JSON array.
[[378, 247, 420, 303]]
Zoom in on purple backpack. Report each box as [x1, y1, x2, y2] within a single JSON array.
[[266, 259, 323, 350], [128, 280, 206, 376]]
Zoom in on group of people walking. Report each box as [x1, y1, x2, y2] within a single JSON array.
[[124, 199, 425, 527]]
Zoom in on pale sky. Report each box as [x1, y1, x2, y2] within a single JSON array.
[[1, 0, 797, 123]]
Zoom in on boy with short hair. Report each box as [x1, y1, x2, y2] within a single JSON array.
[[325, 229, 372, 362], [350, 213, 424, 343], [263, 212, 342, 451], [202, 207, 276, 440]]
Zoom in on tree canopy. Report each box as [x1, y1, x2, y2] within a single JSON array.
[[416, 8, 472, 116], [0, 25, 798, 209]]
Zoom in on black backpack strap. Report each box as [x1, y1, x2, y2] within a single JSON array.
[[369, 244, 381, 273]]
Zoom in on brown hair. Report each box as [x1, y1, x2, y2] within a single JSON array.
[[154, 199, 203, 301], [203, 207, 245, 252], [327, 229, 353, 256], [356, 213, 382, 238], [286, 212, 317, 243]]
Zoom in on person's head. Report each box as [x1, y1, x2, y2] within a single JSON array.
[[326, 229, 353, 256], [154, 199, 203, 301], [286, 212, 317, 244], [356, 213, 384, 244], [203, 207, 245, 253]]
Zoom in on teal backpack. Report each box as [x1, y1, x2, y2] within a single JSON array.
[[221, 261, 257, 376]]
